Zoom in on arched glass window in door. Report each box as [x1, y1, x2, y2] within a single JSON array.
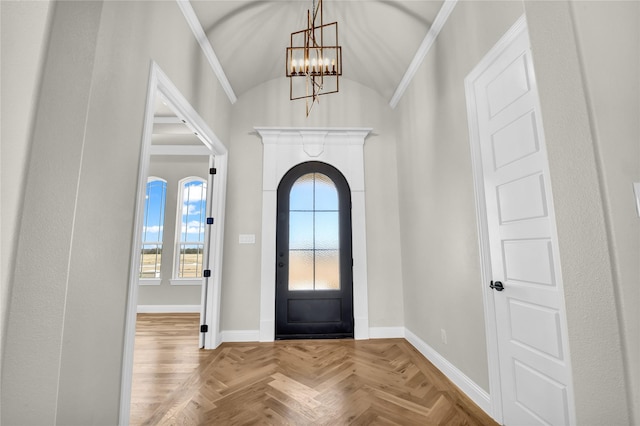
[[288, 173, 340, 291]]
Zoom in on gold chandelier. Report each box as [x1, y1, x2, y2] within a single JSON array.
[[286, 0, 342, 116]]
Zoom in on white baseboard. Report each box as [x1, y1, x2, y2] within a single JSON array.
[[220, 330, 260, 342], [136, 304, 201, 313], [369, 327, 405, 339], [404, 328, 492, 416]]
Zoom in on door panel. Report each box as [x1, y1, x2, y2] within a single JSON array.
[[275, 161, 353, 339], [470, 26, 574, 425]]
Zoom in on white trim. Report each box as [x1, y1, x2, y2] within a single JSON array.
[[170, 279, 202, 286], [120, 62, 229, 425], [176, 0, 237, 104], [389, 0, 458, 108], [369, 327, 405, 339], [220, 330, 260, 343], [150, 145, 213, 156], [136, 304, 201, 313], [404, 328, 493, 417], [138, 278, 161, 286], [255, 127, 372, 342]]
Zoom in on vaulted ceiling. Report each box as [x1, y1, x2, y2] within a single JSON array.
[[189, 0, 445, 102]]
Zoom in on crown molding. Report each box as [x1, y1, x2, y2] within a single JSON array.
[[389, 0, 458, 109], [176, 0, 237, 104]]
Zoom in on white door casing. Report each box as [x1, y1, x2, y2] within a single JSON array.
[[256, 127, 371, 341], [466, 16, 576, 425]]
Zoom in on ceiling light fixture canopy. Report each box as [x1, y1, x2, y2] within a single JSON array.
[[286, 0, 342, 116]]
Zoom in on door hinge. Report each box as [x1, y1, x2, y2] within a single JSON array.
[[207, 217, 214, 225], [210, 167, 217, 175], [200, 324, 208, 333], [203, 269, 211, 277]]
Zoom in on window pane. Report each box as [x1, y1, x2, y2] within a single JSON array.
[[315, 212, 339, 250], [314, 174, 338, 210], [140, 244, 162, 278], [289, 250, 314, 290], [290, 173, 314, 210], [289, 212, 313, 250], [178, 244, 203, 278], [315, 249, 340, 290], [177, 178, 207, 279], [140, 178, 166, 278]]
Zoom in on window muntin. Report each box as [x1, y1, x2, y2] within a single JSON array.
[[175, 177, 207, 279], [288, 173, 340, 290], [140, 177, 167, 279]]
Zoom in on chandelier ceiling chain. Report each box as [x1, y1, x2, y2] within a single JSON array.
[[286, 0, 342, 116]]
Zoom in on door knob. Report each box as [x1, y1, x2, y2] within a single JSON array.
[[490, 280, 504, 291]]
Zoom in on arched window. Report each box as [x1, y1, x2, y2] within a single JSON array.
[[140, 177, 167, 280], [174, 177, 207, 279]]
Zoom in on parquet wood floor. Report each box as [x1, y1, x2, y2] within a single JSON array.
[[130, 313, 498, 425]]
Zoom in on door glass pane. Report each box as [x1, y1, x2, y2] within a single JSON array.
[[289, 173, 314, 210], [315, 249, 340, 290], [315, 212, 339, 250], [289, 212, 313, 250], [288, 172, 340, 291], [314, 174, 338, 210], [288, 250, 314, 290]]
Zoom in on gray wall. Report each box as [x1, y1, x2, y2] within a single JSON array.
[[524, 1, 637, 423], [1, 1, 232, 424], [569, 2, 639, 419], [394, 0, 525, 393], [136, 155, 210, 307], [0, 0, 54, 386]]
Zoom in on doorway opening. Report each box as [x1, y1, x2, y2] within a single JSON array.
[[120, 62, 228, 423]]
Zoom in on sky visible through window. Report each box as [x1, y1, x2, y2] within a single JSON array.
[[181, 180, 207, 243], [142, 179, 166, 244]]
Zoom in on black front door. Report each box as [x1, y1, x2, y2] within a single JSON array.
[[275, 161, 353, 339]]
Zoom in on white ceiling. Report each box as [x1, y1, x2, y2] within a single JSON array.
[[190, 0, 445, 101]]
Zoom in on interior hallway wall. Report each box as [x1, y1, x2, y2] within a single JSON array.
[[569, 2, 639, 421], [393, 0, 525, 394], [220, 77, 405, 333], [524, 1, 637, 423], [1, 1, 232, 424], [0, 0, 54, 384]]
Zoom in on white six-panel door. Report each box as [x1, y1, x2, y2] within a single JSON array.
[[466, 17, 575, 425]]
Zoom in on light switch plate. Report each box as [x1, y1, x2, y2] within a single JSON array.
[[239, 234, 256, 244], [634, 182, 640, 217]]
